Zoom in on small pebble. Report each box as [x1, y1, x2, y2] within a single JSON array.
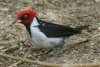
[[95, 0, 100, 2]]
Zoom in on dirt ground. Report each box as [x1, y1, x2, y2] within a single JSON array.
[[0, 0, 100, 67]]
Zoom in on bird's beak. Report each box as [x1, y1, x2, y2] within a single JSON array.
[[11, 18, 24, 29], [11, 18, 21, 24]]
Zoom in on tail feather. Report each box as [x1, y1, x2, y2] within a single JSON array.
[[75, 24, 90, 33]]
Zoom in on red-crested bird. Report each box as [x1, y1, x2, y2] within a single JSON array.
[[12, 10, 89, 48]]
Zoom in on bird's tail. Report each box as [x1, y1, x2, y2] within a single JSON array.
[[75, 24, 90, 33]]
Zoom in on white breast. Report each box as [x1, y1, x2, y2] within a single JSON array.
[[30, 18, 67, 48]]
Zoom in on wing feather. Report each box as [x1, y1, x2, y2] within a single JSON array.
[[37, 19, 80, 37]]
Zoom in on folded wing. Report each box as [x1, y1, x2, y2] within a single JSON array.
[[38, 20, 80, 37]]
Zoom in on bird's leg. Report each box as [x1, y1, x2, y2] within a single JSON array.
[[35, 48, 53, 60]]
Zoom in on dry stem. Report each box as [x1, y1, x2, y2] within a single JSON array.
[[0, 53, 100, 67]]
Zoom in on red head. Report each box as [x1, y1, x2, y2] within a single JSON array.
[[13, 10, 36, 24]]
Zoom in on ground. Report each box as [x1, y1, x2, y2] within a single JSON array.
[[0, 0, 100, 67]]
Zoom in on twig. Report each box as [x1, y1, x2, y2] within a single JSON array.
[[2, 45, 19, 53], [0, 53, 62, 67], [65, 38, 89, 51], [92, 34, 100, 39], [8, 45, 33, 67], [0, 53, 100, 67], [62, 33, 100, 56], [0, 41, 14, 44], [8, 61, 21, 67]]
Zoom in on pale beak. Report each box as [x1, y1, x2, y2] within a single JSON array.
[[11, 18, 24, 29], [11, 18, 21, 24]]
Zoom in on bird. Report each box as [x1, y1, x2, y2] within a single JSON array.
[[12, 10, 90, 49]]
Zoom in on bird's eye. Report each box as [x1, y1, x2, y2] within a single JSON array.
[[23, 14, 28, 19]]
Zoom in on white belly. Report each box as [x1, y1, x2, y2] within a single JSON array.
[[31, 27, 65, 48]]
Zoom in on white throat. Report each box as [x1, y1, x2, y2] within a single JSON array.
[[31, 17, 39, 27]]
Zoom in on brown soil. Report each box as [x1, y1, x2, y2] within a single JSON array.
[[0, 0, 100, 67]]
